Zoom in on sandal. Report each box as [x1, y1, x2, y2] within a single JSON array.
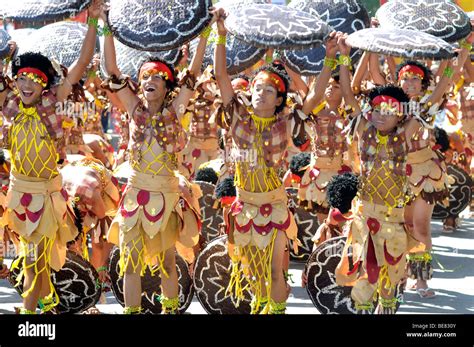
[[416, 288, 436, 299]]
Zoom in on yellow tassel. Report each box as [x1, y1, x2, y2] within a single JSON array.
[[14, 236, 60, 311], [251, 113, 276, 133], [225, 258, 246, 307], [82, 231, 89, 261]]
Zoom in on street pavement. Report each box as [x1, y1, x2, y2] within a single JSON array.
[[1, 217, 473, 315]]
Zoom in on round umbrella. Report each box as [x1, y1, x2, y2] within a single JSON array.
[[107, 0, 213, 52], [346, 28, 456, 60]]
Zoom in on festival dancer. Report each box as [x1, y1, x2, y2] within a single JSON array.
[[0, 0, 102, 314], [214, 9, 339, 314], [296, 65, 353, 225], [369, 37, 472, 297], [103, 8, 211, 314], [334, 34, 449, 314]]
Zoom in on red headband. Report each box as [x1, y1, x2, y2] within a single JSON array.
[[371, 95, 403, 113], [17, 67, 48, 86], [231, 78, 250, 91], [220, 196, 236, 206], [139, 62, 174, 82], [398, 65, 425, 81], [252, 71, 286, 93], [290, 173, 302, 184]]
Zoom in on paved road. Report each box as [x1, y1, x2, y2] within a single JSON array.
[[1, 218, 473, 315]]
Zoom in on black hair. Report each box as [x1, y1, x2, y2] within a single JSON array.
[[292, 133, 308, 147], [0, 149, 5, 166], [289, 152, 311, 178], [67, 202, 84, 248], [195, 167, 219, 185], [395, 60, 432, 91], [138, 56, 177, 91], [331, 65, 341, 83], [254, 64, 290, 114], [12, 52, 58, 89], [215, 176, 236, 199], [368, 84, 410, 104], [326, 173, 359, 214], [434, 126, 450, 153]]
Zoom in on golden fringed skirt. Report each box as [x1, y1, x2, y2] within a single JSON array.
[[335, 200, 420, 305], [4, 172, 77, 303], [107, 170, 201, 277], [407, 147, 449, 204], [225, 186, 298, 314]]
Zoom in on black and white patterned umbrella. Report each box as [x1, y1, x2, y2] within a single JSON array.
[[284, 0, 369, 76], [17, 21, 99, 68], [0, 29, 11, 59], [432, 165, 472, 219], [0, 0, 91, 25], [195, 181, 225, 243], [189, 25, 266, 75], [193, 235, 252, 314], [100, 38, 181, 82], [346, 28, 456, 60], [224, 3, 331, 50], [376, 0, 472, 43], [305, 236, 404, 314], [107, 0, 213, 52], [215, 0, 266, 11], [9, 28, 36, 45], [9, 251, 101, 314]]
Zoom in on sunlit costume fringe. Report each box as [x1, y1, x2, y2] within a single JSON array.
[[336, 200, 419, 313], [5, 173, 77, 310], [160, 295, 180, 314], [407, 146, 449, 205], [225, 186, 298, 314], [407, 251, 433, 281], [107, 170, 201, 277]]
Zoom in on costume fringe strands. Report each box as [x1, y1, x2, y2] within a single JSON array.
[[407, 251, 433, 281]]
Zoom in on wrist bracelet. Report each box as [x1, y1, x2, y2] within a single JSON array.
[[97, 266, 108, 272], [217, 35, 226, 46], [337, 54, 352, 66], [87, 17, 99, 29], [443, 66, 454, 78], [200, 26, 212, 39], [101, 25, 112, 37], [323, 57, 337, 70], [459, 39, 472, 51]]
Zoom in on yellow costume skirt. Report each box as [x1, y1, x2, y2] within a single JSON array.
[[107, 170, 201, 277], [5, 172, 77, 306], [225, 186, 298, 313], [336, 200, 420, 305]]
